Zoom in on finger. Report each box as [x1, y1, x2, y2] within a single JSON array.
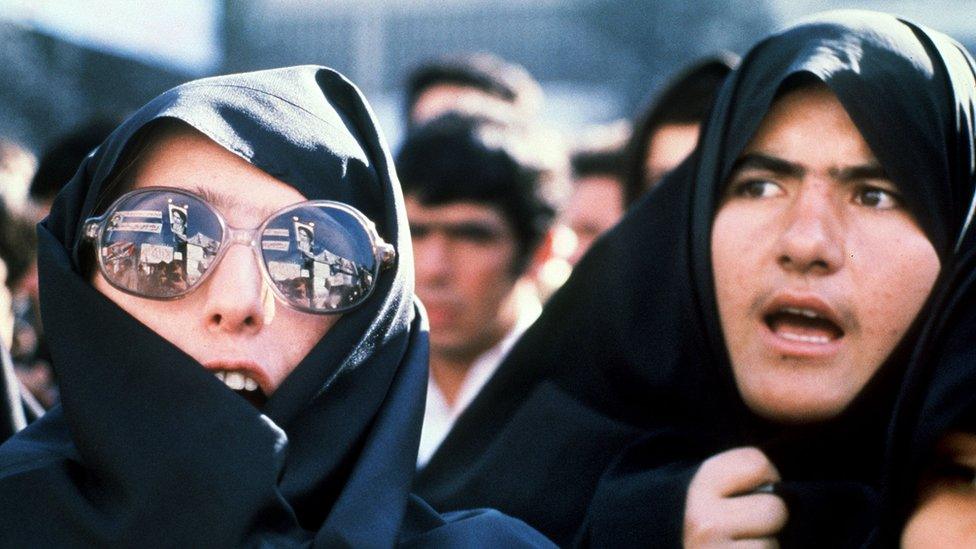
[[730, 538, 779, 549], [700, 447, 781, 497], [725, 493, 789, 539]]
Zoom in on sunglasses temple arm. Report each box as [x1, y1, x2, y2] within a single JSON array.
[[376, 241, 396, 269], [82, 217, 105, 242]]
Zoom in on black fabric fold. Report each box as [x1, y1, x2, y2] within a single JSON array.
[[877, 247, 976, 545]]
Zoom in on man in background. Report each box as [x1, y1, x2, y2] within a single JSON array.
[[396, 113, 567, 468], [562, 126, 629, 265], [403, 53, 543, 128], [625, 54, 738, 204]]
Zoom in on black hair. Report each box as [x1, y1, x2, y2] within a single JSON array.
[[404, 53, 542, 126], [396, 113, 566, 274], [571, 148, 625, 180], [624, 54, 738, 205], [30, 119, 119, 203]]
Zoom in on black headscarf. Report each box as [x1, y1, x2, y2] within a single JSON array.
[[416, 10, 976, 547], [876, 251, 976, 546], [0, 66, 551, 547]]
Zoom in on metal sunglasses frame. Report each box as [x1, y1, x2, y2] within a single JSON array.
[[82, 186, 396, 315]]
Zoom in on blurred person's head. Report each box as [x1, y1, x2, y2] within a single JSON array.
[[0, 139, 36, 216], [625, 54, 738, 205], [0, 200, 37, 296], [404, 53, 543, 128], [0, 142, 39, 301], [564, 127, 629, 265], [29, 119, 118, 221], [0, 256, 13, 349], [397, 113, 566, 363]]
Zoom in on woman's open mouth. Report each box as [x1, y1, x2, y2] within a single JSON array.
[[763, 306, 844, 344], [214, 371, 268, 407], [759, 292, 849, 359], [205, 359, 272, 408]]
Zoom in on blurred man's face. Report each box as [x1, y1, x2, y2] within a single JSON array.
[[564, 174, 623, 265], [644, 123, 700, 188], [410, 84, 511, 126], [711, 84, 939, 423], [406, 197, 520, 362]]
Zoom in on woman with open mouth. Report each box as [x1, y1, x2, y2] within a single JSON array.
[[0, 66, 552, 547], [415, 10, 976, 547]]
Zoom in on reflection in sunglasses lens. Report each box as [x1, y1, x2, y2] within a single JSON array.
[[261, 205, 377, 312], [99, 191, 223, 298], [98, 191, 380, 312]]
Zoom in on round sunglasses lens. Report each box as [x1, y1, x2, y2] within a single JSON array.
[[260, 205, 377, 312], [98, 191, 223, 298]]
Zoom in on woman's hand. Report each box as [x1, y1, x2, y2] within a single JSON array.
[[683, 447, 788, 548]]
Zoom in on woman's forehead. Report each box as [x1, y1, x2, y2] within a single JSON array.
[[129, 126, 308, 224], [741, 84, 879, 173]]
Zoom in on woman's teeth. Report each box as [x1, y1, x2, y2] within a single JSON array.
[[778, 332, 831, 344], [780, 306, 821, 319], [213, 371, 259, 392], [764, 306, 844, 343]]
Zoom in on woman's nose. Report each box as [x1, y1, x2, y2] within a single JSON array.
[[775, 186, 846, 275], [201, 245, 273, 334]]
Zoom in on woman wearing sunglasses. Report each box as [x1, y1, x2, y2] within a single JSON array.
[[0, 66, 552, 547]]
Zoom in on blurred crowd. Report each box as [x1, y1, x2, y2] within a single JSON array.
[[0, 119, 117, 410]]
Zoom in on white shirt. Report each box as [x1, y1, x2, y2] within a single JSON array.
[[416, 296, 541, 468]]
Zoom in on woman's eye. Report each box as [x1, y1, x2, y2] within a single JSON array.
[[732, 179, 782, 199], [855, 186, 902, 209]]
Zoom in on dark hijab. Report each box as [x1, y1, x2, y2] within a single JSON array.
[[0, 66, 551, 547], [416, 10, 976, 547], [877, 208, 976, 540]]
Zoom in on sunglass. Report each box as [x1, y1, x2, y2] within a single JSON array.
[[82, 187, 395, 314]]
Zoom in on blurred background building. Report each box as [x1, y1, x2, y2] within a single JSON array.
[[1, 0, 974, 153]]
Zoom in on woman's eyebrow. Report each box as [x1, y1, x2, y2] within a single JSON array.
[[830, 162, 888, 182], [189, 186, 280, 219], [729, 152, 805, 179], [729, 153, 889, 184]]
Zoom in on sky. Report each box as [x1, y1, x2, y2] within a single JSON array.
[[2, 0, 974, 77], [2, 0, 974, 141], [0, 0, 221, 73]]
